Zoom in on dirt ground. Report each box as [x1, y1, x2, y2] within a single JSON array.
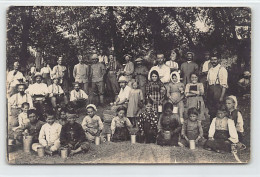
[[7, 95, 251, 164]]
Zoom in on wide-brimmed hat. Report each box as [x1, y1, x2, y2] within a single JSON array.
[[86, 104, 97, 111], [135, 58, 143, 62], [73, 82, 80, 86], [123, 54, 132, 59], [34, 72, 43, 79], [91, 54, 99, 60], [16, 82, 27, 89], [118, 76, 128, 83]]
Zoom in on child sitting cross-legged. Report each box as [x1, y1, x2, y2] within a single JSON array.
[[32, 111, 62, 155], [137, 98, 158, 144], [81, 104, 104, 142], [60, 110, 90, 156], [204, 105, 239, 153], [179, 107, 206, 148], [111, 106, 132, 142]]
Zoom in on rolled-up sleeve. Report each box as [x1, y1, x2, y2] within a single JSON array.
[[219, 67, 228, 88]]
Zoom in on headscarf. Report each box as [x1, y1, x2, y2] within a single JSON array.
[[170, 71, 180, 83], [227, 95, 238, 109]]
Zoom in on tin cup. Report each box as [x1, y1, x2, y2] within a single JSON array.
[[107, 134, 111, 142], [163, 131, 171, 140], [189, 140, 196, 150], [158, 105, 163, 113], [131, 135, 136, 144], [23, 136, 33, 153], [37, 147, 45, 157], [95, 136, 101, 145], [60, 148, 68, 159]]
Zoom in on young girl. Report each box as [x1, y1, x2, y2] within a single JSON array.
[[157, 102, 182, 146], [81, 104, 104, 142], [204, 105, 238, 153], [137, 98, 158, 143], [225, 95, 244, 141], [166, 49, 179, 72], [127, 81, 144, 127], [111, 106, 132, 142], [179, 107, 205, 147], [185, 72, 206, 120], [146, 70, 166, 113], [167, 71, 185, 123]]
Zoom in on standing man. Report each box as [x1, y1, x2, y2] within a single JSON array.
[[90, 54, 106, 105], [207, 53, 228, 121], [73, 55, 90, 95], [7, 61, 26, 98], [148, 53, 171, 84], [180, 52, 199, 86], [52, 57, 68, 93]]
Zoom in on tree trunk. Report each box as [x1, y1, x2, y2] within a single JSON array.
[[20, 7, 32, 72]]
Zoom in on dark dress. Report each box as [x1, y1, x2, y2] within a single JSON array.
[[157, 113, 182, 146], [60, 122, 90, 152]]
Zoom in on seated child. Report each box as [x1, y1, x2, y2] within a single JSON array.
[[225, 95, 244, 142], [204, 105, 239, 153], [81, 104, 104, 142], [60, 111, 90, 156], [58, 107, 68, 126], [48, 76, 68, 110], [69, 82, 88, 109], [157, 102, 182, 146], [167, 71, 185, 123], [32, 111, 62, 155], [137, 98, 158, 143], [13, 102, 30, 142], [25, 109, 45, 143], [179, 107, 206, 147], [111, 106, 132, 142]]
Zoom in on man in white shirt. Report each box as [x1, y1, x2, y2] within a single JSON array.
[[26, 72, 49, 121], [73, 55, 90, 94], [111, 76, 131, 112], [52, 57, 68, 93], [8, 83, 33, 128], [6, 61, 26, 98], [148, 54, 171, 84], [207, 54, 228, 121], [69, 82, 88, 109]]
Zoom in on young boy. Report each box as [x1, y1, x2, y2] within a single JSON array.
[[58, 107, 68, 126], [69, 82, 88, 109], [204, 105, 238, 153], [81, 104, 104, 142], [89, 53, 106, 105], [26, 109, 45, 143], [60, 111, 90, 156], [32, 111, 62, 155]]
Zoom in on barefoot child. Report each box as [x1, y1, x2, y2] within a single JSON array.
[[111, 106, 132, 142], [157, 102, 182, 146], [185, 72, 206, 120], [225, 95, 244, 142], [179, 107, 205, 148], [32, 111, 62, 155], [127, 81, 144, 127], [60, 111, 90, 156], [81, 104, 104, 142], [137, 98, 158, 143], [204, 105, 238, 153]]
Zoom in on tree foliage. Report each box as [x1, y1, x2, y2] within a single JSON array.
[[6, 6, 251, 71]]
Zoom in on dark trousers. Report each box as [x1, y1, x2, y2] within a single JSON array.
[[207, 85, 223, 121]]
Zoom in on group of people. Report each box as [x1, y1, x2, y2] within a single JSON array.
[[6, 49, 249, 156]]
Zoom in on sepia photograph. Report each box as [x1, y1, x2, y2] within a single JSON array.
[[6, 6, 251, 164]]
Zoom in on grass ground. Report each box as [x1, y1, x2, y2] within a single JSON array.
[[7, 95, 251, 164]]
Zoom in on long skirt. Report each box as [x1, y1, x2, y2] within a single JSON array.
[[112, 127, 130, 142]]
